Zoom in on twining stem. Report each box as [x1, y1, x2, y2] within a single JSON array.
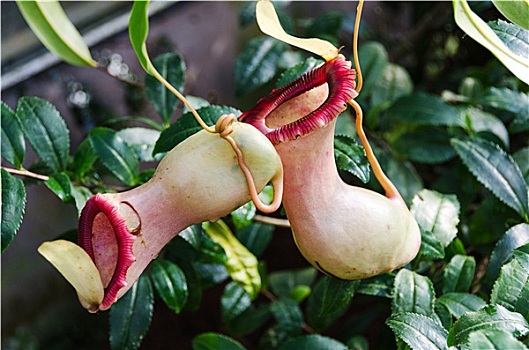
[[353, 0, 364, 93], [2, 167, 49, 181], [348, 100, 405, 206]]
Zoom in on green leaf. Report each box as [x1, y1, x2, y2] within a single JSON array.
[[179, 225, 227, 265], [491, 244, 529, 313], [419, 230, 445, 260], [268, 267, 317, 299], [44, 172, 72, 202], [510, 112, 529, 134], [447, 304, 529, 347], [145, 52, 186, 123], [357, 273, 395, 298], [393, 269, 435, 317], [192, 333, 246, 350], [411, 189, 460, 247], [334, 134, 370, 183], [435, 293, 486, 319], [278, 335, 348, 350], [443, 255, 475, 294], [386, 313, 448, 350], [129, 0, 156, 75], [16, 97, 70, 173], [71, 186, 92, 216], [109, 274, 154, 350], [231, 202, 256, 232], [1, 102, 25, 168], [385, 93, 464, 127], [489, 20, 529, 59], [319, 276, 359, 317], [468, 328, 528, 350], [227, 303, 272, 336], [236, 222, 274, 258], [116, 127, 162, 163], [356, 42, 389, 97], [464, 107, 509, 148], [492, 1, 529, 30], [306, 11, 345, 39], [486, 223, 529, 282], [305, 276, 348, 332], [270, 298, 303, 337], [451, 137, 529, 218], [16, 0, 97, 67], [235, 36, 287, 96], [153, 105, 241, 154], [513, 147, 529, 184], [371, 63, 413, 106], [151, 259, 188, 313], [89, 127, 139, 186], [1, 170, 26, 253], [275, 57, 324, 88], [203, 220, 261, 299], [71, 138, 96, 178], [453, 0, 529, 84], [393, 128, 455, 164], [476, 87, 529, 116], [221, 281, 252, 323]]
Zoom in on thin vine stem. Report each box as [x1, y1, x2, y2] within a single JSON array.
[[2, 167, 49, 181], [353, 0, 364, 93]]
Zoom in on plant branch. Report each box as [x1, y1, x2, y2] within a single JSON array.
[[2, 167, 49, 181], [254, 214, 291, 228]]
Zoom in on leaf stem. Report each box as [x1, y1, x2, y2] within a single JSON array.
[[1, 167, 49, 181]]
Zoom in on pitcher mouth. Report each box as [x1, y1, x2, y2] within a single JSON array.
[[78, 194, 136, 311], [239, 56, 357, 144]]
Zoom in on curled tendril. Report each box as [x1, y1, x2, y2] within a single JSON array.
[[215, 113, 284, 214]]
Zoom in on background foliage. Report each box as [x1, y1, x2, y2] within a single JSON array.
[[2, 1, 528, 349]]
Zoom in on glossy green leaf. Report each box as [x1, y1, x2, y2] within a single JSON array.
[[491, 244, 529, 313], [227, 304, 272, 336], [476, 87, 529, 116], [467, 328, 528, 350], [393, 128, 455, 164], [151, 259, 188, 313], [203, 220, 261, 299], [356, 42, 389, 97], [419, 230, 445, 260], [385, 93, 463, 127], [109, 274, 154, 350], [357, 273, 395, 298], [435, 293, 486, 319], [71, 138, 96, 178], [153, 105, 241, 154], [236, 222, 274, 258], [464, 107, 509, 148], [235, 36, 287, 96], [393, 269, 435, 317], [268, 267, 317, 299], [44, 172, 72, 202], [305, 277, 348, 332], [270, 298, 303, 336], [179, 225, 227, 265], [16, 97, 70, 173], [116, 127, 162, 163], [334, 134, 370, 183], [1, 101, 25, 168], [510, 112, 529, 134], [513, 147, 529, 184], [451, 137, 529, 218], [275, 57, 324, 88], [231, 202, 256, 232], [371, 63, 413, 107], [278, 335, 348, 350], [489, 19, 529, 59], [319, 276, 359, 317], [411, 189, 460, 247], [71, 186, 92, 216], [492, 1, 529, 30], [89, 127, 139, 186], [192, 333, 246, 350], [306, 11, 345, 38], [487, 223, 529, 282], [453, 0, 529, 84], [128, 0, 156, 75], [443, 255, 475, 294], [145, 52, 186, 123], [221, 281, 252, 323], [16, 1, 97, 67], [386, 313, 449, 350], [1, 169, 26, 253], [447, 304, 529, 347]]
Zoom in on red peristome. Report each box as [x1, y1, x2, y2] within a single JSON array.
[[78, 194, 136, 310], [239, 56, 357, 144]]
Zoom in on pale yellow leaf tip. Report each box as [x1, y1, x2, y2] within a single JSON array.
[[256, 0, 339, 61], [38, 240, 104, 313]]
